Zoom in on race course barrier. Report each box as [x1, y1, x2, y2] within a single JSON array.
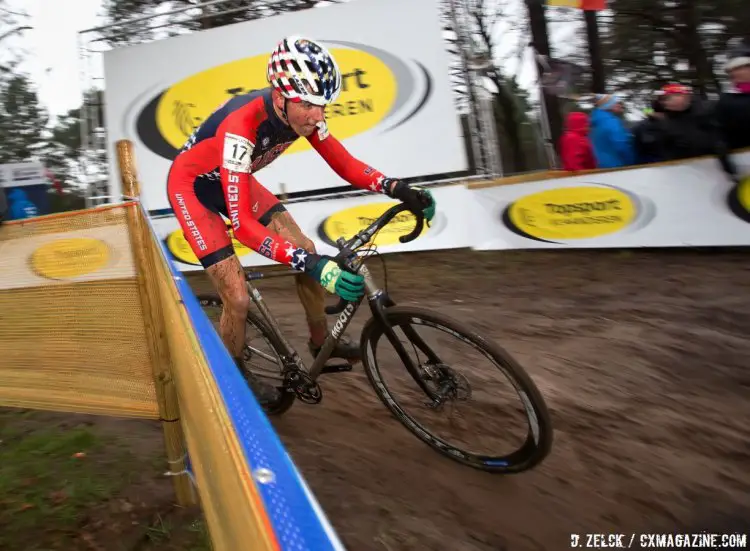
[[470, 149, 750, 250], [0, 140, 346, 550], [149, 149, 750, 273]]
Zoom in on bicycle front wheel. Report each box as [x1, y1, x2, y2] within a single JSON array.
[[360, 306, 553, 473]]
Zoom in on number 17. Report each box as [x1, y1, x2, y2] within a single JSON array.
[[233, 143, 248, 160]]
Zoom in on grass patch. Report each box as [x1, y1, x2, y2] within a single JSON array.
[[140, 514, 212, 551], [0, 421, 126, 547], [0, 409, 210, 550]]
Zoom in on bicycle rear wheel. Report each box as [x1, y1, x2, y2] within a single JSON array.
[[360, 306, 553, 473], [198, 295, 296, 415]]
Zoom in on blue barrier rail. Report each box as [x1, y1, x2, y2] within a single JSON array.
[[143, 207, 346, 551]]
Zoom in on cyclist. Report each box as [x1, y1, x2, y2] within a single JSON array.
[[166, 36, 435, 405]]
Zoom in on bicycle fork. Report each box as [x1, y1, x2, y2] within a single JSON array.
[[358, 266, 446, 402]]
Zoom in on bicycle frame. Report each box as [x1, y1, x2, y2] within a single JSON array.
[[242, 202, 444, 397], [243, 264, 375, 380]]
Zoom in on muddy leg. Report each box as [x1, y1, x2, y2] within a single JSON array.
[[266, 211, 328, 347], [206, 254, 249, 357]]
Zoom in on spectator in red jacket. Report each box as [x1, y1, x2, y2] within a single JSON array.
[[560, 111, 596, 171]]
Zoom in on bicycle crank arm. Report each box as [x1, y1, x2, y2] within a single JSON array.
[[283, 368, 323, 405]]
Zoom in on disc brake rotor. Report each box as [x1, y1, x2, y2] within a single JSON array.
[[422, 363, 472, 408]]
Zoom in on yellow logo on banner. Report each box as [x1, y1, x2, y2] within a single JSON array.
[[141, 48, 397, 159], [547, 0, 581, 7], [30, 238, 110, 280], [728, 175, 750, 224], [737, 177, 750, 212], [319, 201, 429, 246], [165, 224, 254, 266], [505, 186, 636, 241]]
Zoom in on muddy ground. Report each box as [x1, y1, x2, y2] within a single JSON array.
[[7, 248, 750, 550], [190, 248, 750, 549]]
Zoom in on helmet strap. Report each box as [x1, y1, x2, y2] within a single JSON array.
[[280, 98, 290, 124]]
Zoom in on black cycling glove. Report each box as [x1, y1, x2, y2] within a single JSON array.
[[382, 178, 436, 222]]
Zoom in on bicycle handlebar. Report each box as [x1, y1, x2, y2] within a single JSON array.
[[324, 192, 430, 315]]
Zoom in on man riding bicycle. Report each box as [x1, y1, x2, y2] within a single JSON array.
[[167, 36, 435, 405]]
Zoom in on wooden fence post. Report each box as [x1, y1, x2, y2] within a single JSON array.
[[116, 139, 196, 506]]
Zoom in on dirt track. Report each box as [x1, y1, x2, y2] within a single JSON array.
[[7, 248, 747, 550], [185, 248, 750, 550]]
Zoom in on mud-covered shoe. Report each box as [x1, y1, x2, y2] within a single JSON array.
[[308, 335, 362, 363], [234, 357, 280, 407]]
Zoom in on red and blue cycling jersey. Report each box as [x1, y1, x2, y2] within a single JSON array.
[[167, 86, 387, 269]]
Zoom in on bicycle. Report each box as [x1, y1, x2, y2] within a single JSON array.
[[198, 198, 553, 473]]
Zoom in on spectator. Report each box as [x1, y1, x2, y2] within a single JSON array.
[[632, 97, 667, 165], [0, 185, 6, 224], [655, 83, 737, 179], [589, 94, 636, 169], [560, 111, 596, 171], [715, 40, 750, 151], [7, 188, 38, 220]]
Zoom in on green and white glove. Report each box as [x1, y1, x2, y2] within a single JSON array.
[[383, 178, 436, 223], [304, 253, 365, 301]]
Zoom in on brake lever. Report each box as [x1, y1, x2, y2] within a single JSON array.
[[333, 244, 359, 274], [400, 210, 425, 243], [399, 188, 432, 243]]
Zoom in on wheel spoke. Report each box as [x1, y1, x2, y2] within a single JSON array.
[[246, 346, 278, 364]]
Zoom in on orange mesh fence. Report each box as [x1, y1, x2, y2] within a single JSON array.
[[0, 204, 158, 418]]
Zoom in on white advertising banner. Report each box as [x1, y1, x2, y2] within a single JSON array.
[[151, 184, 476, 272], [148, 152, 750, 274], [472, 152, 750, 250], [0, 161, 48, 188], [102, 0, 467, 212]]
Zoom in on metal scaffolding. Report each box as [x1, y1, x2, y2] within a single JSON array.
[[78, 0, 502, 207]]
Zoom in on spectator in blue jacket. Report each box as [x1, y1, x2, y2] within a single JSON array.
[[0, 186, 7, 224], [7, 188, 38, 220], [589, 94, 636, 169]]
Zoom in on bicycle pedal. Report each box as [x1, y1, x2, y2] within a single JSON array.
[[320, 363, 353, 374]]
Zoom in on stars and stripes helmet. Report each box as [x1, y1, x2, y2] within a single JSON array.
[[266, 36, 342, 106]]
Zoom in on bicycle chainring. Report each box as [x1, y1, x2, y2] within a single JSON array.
[[285, 370, 323, 404]]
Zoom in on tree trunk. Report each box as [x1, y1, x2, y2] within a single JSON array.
[[584, 10, 606, 93], [681, 1, 720, 97], [525, 0, 563, 158], [199, 3, 214, 29], [492, 78, 527, 173]]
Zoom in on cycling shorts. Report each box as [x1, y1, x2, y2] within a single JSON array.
[[167, 173, 286, 269]]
